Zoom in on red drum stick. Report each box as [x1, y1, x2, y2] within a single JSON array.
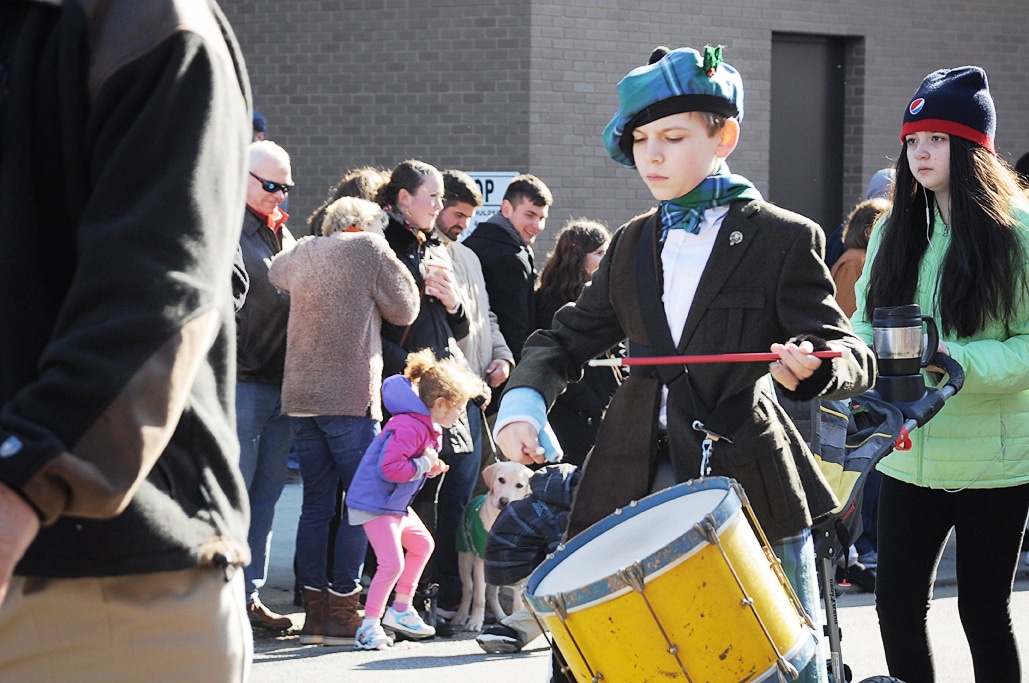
[[588, 350, 846, 367]]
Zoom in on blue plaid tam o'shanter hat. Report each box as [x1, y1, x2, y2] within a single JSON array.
[[603, 45, 745, 167]]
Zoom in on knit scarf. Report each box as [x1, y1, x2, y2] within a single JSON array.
[[386, 205, 430, 244], [659, 162, 762, 240]]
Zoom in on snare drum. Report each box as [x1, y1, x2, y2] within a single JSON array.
[[524, 477, 817, 682]]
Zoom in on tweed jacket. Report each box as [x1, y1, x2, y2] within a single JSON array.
[[508, 200, 876, 542]]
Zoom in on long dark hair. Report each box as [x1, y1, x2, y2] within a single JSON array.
[[864, 137, 1027, 337], [537, 219, 610, 305]]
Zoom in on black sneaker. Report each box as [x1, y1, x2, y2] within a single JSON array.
[[846, 563, 876, 593], [434, 615, 456, 638], [476, 623, 527, 654]]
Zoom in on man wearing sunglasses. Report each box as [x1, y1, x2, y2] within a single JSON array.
[[236, 140, 298, 631]]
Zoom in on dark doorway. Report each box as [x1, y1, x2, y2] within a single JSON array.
[[770, 33, 846, 236]]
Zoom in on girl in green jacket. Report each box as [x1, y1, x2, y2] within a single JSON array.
[[852, 65, 1029, 683]]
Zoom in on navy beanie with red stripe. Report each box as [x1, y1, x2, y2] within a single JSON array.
[[901, 66, 995, 154]]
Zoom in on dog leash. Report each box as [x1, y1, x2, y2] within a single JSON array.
[[480, 405, 501, 464]]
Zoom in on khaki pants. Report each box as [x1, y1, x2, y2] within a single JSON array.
[[0, 567, 251, 683], [501, 580, 544, 643], [502, 606, 544, 643]]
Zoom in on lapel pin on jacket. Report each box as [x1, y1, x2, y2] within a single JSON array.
[[729, 230, 743, 245]]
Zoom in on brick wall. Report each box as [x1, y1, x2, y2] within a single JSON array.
[[223, 0, 533, 234], [221, 0, 1029, 258]]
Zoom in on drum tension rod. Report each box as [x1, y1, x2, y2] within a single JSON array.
[[544, 594, 601, 683], [724, 485, 809, 681], [526, 600, 584, 683], [734, 482, 819, 632], [701, 515, 796, 672], [616, 562, 694, 681]]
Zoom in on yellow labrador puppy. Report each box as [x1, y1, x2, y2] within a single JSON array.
[[452, 461, 532, 631]]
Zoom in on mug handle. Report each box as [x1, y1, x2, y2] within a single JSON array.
[[920, 315, 940, 367]]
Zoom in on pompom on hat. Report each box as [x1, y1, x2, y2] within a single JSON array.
[[603, 45, 744, 167], [901, 66, 996, 154]]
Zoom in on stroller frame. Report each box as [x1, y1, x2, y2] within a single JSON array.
[[806, 354, 965, 683]]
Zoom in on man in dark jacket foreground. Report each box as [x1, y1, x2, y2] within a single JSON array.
[[0, 1, 253, 679]]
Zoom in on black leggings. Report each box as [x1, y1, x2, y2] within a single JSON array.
[[875, 476, 1029, 683]]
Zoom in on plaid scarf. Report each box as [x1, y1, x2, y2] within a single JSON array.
[[659, 162, 762, 240]]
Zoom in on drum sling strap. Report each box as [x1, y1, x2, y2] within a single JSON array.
[[631, 214, 754, 473]]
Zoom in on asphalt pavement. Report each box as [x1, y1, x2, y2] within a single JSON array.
[[250, 479, 1029, 683]]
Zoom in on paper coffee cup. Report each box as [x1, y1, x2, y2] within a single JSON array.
[[424, 257, 449, 277]]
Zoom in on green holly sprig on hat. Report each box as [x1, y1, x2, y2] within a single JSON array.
[[703, 45, 725, 77]]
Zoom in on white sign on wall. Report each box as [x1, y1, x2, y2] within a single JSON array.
[[462, 171, 519, 236]]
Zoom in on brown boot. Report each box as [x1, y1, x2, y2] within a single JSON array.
[[247, 595, 293, 631], [323, 587, 363, 646], [299, 587, 326, 645]]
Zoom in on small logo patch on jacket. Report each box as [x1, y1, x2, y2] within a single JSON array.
[[1, 436, 23, 458]]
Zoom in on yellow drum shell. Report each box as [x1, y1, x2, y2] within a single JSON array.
[[524, 477, 817, 683]]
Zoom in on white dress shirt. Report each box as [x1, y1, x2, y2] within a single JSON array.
[[658, 205, 729, 426]]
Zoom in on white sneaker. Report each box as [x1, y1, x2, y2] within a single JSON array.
[[354, 622, 393, 650], [382, 606, 436, 640]]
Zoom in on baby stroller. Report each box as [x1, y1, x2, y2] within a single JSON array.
[[786, 353, 965, 683], [523, 348, 963, 682]]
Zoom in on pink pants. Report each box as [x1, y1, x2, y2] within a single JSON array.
[[363, 509, 434, 619]]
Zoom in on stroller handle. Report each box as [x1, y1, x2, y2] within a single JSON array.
[[899, 352, 964, 433], [932, 351, 964, 398]]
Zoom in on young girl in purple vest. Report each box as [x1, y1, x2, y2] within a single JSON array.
[[346, 349, 484, 650]]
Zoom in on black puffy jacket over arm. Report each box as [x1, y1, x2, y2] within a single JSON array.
[[0, 0, 252, 577]]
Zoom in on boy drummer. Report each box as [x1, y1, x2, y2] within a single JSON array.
[[494, 45, 875, 683]]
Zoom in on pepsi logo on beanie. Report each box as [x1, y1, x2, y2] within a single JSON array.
[[900, 66, 996, 154]]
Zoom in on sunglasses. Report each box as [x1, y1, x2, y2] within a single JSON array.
[[249, 172, 293, 194]]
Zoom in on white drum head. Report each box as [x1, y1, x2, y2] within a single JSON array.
[[535, 488, 726, 596]]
